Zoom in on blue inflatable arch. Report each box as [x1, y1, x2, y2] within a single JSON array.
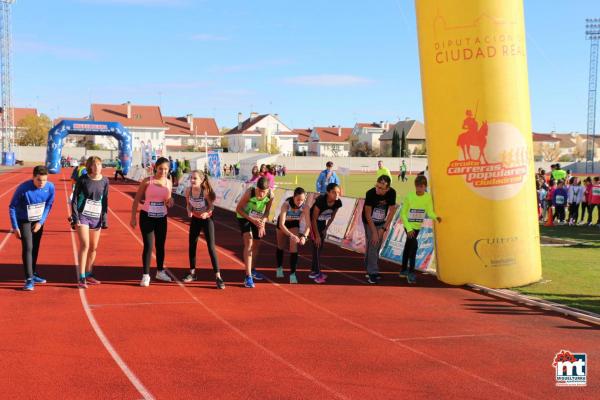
[[46, 120, 132, 174]]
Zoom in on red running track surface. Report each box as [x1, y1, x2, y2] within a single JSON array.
[[0, 168, 598, 399]]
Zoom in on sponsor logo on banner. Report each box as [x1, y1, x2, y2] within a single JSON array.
[[473, 236, 520, 268], [553, 350, 587, 387], [447, 109, 529, 200]]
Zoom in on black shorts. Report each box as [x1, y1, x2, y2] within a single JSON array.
[[237, 217, 260, 239], [276, 216, 300, 231]]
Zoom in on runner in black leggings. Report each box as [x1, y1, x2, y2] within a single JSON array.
[[131, 157, 174, 287], [9, 166, 55, 291], [183, 170, 224, 289], [309, 183, 342, 284]]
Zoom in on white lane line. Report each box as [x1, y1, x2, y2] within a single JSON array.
[[0, 182, 21, 198], [89, 301, 199, 309], [61, 177, 155, 400], [113, 184, 535, 400], [109, 185, 349, 400], [390, 334, 501, 342], [0, 231, 12, 253]]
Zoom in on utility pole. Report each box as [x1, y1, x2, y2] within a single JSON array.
[[585, 18, 600, 173], [0, 0, 15, 165]]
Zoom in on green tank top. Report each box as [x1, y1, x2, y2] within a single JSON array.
[[236, 188, 272, 219]]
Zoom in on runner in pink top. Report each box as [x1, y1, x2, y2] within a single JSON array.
[[131, 157, 174, 286]]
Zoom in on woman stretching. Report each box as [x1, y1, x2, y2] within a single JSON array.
[[71, 156, 109, 289], [131, 157, 174, 286], [276, 187, 310, 284], [183, 170, 225, 289]]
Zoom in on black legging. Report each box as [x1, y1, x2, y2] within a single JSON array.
[[114, 170, 125, 180], [568, 203, 579, 222], [18, 221, 44, 280], [402, 229, 420, 273], [189, 217, 220, 273], [311, 223, 327, 274], [139, 211, 167, 275], [587, 204, 600, 224]]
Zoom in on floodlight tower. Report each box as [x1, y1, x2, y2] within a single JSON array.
[[586, 18, 600, 173], [0, 0, 14, 161]]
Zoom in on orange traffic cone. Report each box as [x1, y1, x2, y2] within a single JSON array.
[[544, 206, 554, 227]]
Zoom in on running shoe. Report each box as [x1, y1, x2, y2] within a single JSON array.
[[308, 271, 320, 279], [314, 273, 327, 284], [244, 275, 255, 288], [289, 273, 298, 284], [32, 274, 46, 284], [276, 267, 284, 278], [156, 270, 173, 282], [366, 274, 378, 284], [407, 272, 417, 284], [251, 270, 264, 281], [399, 270, 408, 278], [216, 277, 225, 290], [86, 275, 101, 285], [183, 272, 197, 283], [140, 274, 150, 287], [78, 278, 88, 289], [23, 279, 34, 291], [364, 273, 382, 280]]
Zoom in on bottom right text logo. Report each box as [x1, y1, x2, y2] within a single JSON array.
[[553, 350, 587, 386]]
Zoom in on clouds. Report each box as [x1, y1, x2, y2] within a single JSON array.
[[78, 0, 190, 6], [190, 34, 229, 42], [282, 74, 374, 87], [14, 39, 100, 60]]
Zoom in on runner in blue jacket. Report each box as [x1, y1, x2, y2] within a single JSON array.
[[8, 166, 55, 291]]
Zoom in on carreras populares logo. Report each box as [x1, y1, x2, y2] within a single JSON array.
[[446, 107, 529, 200], [553, 350, 587, 387]]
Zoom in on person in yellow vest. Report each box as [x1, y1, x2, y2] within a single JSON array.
[[376, 160, 392, 180]]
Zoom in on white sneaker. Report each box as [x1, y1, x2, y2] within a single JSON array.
[[140, 274, 150, 287], [156, 270, 172, 282], [276, 267, 284, 278]]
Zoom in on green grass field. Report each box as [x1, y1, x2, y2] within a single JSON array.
[[277, 173, 600, 314]]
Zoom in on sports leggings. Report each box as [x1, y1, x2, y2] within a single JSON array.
[[139, 211, 167, 275], [401, 229, 420, 273], [189, 217, 220, 273], [18, 221, 44, 280]]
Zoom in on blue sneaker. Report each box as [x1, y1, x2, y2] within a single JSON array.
[[244, 275, 255, 288], [32, 274, 46, 284], [407, 272, 417, 284], [23, 279, 34, 291], [251, 270, 264, 281]]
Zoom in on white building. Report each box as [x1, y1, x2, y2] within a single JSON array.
[[89, 102, 167, 154], [164, 114, 221, 151], [351, 122, 390, 153], [292, 129, 311, 155], [308, 126, 352, 157], [225, 112, 296, 155]]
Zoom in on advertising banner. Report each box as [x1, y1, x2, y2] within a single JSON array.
[[415, 0, 541, 287]]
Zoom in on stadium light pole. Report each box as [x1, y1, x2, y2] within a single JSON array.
[[585, 18, 600, 173]]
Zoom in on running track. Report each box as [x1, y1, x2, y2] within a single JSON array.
[[0, 167, 598, 399]]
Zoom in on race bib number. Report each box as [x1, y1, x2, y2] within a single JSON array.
[[372, 207, 387, 223], [318, 209, 333, 221], [555, 195, 565, 205], [191, 198, 206, 212], [82, 199, 102, 219], [286, 210, 302, 220], [593, 187, 600, 196], [148, 201, 167, 218], [408, 208, 426, 223], [27, 203, 45, 222], [249, 210, 263, 219]]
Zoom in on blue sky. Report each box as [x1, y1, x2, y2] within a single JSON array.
[[11, 0, 599, 133]]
